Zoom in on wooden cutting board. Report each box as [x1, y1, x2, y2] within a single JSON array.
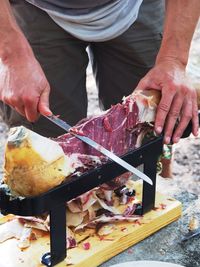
[[0, 182, 182, 267]]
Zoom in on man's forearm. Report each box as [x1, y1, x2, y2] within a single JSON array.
[[156, 0, 200, 66], [0, 0, 29, 58], [0, 0, 52, 121]]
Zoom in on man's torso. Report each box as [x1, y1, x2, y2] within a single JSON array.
[[25, 0, 145, 41], [23, 0, 164, 42], [31, 0, 114, 8]]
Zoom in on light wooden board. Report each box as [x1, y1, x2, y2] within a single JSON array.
[[0, 182, 182, 267]]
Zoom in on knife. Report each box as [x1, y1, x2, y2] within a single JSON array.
[[44, 115, 153, 185], [181, 228, 200, 242]]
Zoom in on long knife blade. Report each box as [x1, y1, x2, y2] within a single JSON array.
[[44, 115, 153, 185]]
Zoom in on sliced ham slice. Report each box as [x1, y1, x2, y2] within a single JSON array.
[[0, 219, 24, 243]]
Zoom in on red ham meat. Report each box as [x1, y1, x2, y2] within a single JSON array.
[[56, 91, 158, 158], [54, 90, 159, 188]]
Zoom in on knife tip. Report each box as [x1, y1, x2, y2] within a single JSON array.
[[146, 178, 153, 186]]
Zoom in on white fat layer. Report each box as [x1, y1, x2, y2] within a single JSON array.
[[129, 101, 134, 113], [61, 156, 76, 176], [122, 91, 156, 122], [24, 222, 48, 232], [8, 126, 67, 163], [135, 132, 145, 149], [98, 223, 115, 236], [67, 210, 86, 227], [68, 154, 84, 169], [102, 190, 113, 202], [0, 219, 24, 243], [27, 129, 66, 163], [95, 195, 119, 214], [18, 227, 32, 249], [136, 95, 156, 123]]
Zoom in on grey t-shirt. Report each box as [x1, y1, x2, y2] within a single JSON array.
[[27, 0, 115, 9], [26, 0, 143, 41]]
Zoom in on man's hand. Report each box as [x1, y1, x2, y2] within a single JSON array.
[[0, 38, 52, 122], [135, 0, 200, 144], [136, 59, 199, 144], [0, 0, 52, 122]]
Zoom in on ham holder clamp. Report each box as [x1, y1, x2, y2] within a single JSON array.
[[0, 115, 197, 267]]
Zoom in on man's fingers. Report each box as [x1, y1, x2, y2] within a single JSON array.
[[5, 93, 39, 121], [37, 86, 52, 116], [172, 100, 193, 143], [154, 86, 175, 135], [135, 78, 150, 91], [23, 96, 40, 122], [163, 94, 184, 144], [14, 106, 26, 117], [192, 99, 199, 136], [1, 93, 26, 117], [1, 83, 51, 121]]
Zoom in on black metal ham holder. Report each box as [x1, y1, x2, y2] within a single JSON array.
[[0, 117, 196, 267]]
